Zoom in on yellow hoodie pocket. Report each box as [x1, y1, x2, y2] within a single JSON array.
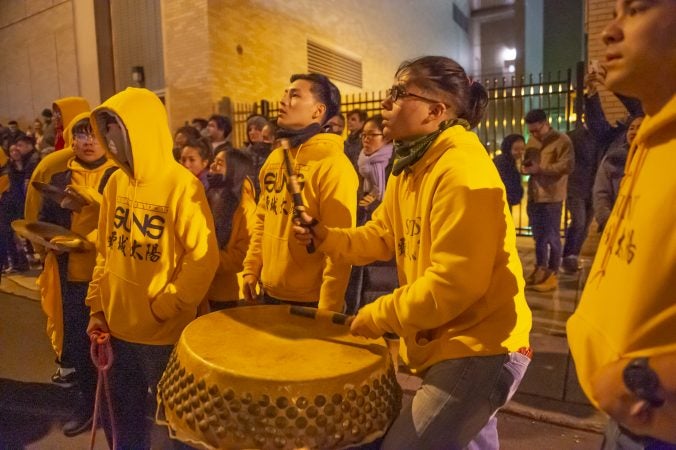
[[404, 331, 441, 370], [103, 270, 162, 341]]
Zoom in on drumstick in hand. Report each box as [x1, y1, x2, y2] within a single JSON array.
[[281, 139, 318, 254]]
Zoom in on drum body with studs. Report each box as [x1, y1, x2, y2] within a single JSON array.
[[157, 305, 401, 449]]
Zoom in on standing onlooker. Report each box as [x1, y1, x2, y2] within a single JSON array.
[[356, 114, 393, 223], [493, 134, 525, 209], [87, 88, 218, 448], [593, 114, 643, 232], [0, 134, 40, 273], [561, 121, 602, 273], [241, 115, 272, 200], [567, 0, 676, 446], [344, 109, 366, 170], [206, 114, 232, 155], [172, 125, 201, 161], [327, 114, 345, 135], [179, 138, 211, 190], [241, 73, 357, 312], [522, 109, 574, 292], [40, 108, 55, 152], [293, 56, 532, 449], [191, 117, 208, 137], [204, 149, 257, 310]]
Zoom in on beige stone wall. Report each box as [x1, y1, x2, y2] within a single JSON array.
[[0, 0, 82, 127], [586, 0, 629, 122], [163, 0, 473, 130]]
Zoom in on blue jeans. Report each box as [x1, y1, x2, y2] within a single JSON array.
[[382, 352, 530, 450], [99, 337, 178, 449], [528, 202, 563, 271], [563, 196, 593, 258], [603, 420, 676, 450]]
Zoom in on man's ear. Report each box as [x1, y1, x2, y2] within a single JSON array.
[[313, 103, 327, 121]]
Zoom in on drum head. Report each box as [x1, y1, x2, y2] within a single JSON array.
[[11, 220, 93, 252], [157, 305, 401, 449]]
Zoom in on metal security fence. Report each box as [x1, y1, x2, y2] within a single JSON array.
[[231, 69, 580, 236]]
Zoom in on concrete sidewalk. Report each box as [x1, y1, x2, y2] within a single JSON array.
[[0, 236, 606, 448]]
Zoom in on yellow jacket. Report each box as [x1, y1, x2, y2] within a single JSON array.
[[320, 125, 532, 372], [242, 133, 358, 311], [86, 88, 219, 345], [207, 178, 257, 302], [567, 95, 676, 406], [25, 97, 91, 223]]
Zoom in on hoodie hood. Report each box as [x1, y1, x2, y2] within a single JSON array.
[[63, 111, 90, 150], [53, 97, 90, 146], [92, 88, 173, 182]]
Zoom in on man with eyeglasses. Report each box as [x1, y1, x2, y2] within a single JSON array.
[[36, 113, 118, 437], [522, 109, 574, 292]]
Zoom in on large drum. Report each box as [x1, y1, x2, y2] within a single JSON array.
[[157, 305, 401, 449]]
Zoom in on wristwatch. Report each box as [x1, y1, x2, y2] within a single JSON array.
[[622, 357, 665, 408]]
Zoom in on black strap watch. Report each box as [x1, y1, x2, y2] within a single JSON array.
[[622, 357, 665, 408]]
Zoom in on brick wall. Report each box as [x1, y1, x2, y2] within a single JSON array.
[[0, 0, 79, 127], [163, 0, 473, 130], [586, 0, 629, 122]]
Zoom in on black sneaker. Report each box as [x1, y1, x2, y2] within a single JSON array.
[[63, 414, 93, 437], [51, 367, 76, 388]]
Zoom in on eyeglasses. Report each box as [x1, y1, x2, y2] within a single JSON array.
[[386, 84, 446, 105], [361, 133, 383, 139], [74, 133, 94, 141]]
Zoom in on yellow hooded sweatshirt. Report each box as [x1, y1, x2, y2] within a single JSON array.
[[242, 132, 358, 311], [25, 97, 91, 224], [567, 95, 676, 407], [36, 111, 117, 357], [86, 88, 219, 345], [320, 125, 532, 373]]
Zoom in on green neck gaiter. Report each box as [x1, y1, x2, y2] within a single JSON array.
[[391, 118, 470, 176]]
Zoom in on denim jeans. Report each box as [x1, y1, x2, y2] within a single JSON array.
[[382, 352, 531, 450], [99, 337, 178, 449], [527, 202, 563, 271], [602, 419, 676, 450], [563, 196, 593, 258]]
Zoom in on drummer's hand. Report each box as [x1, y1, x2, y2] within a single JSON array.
[[87, 311, 110, 336], [349, 310, 383, 339], [292, 211, 327, 247], [243, 274, 260, 303]]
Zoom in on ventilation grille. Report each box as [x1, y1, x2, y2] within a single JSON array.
[[307, 40, 362, 88]]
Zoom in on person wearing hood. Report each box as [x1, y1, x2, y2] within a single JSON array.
[[37, 113, 118, 437], [85, 88, 219, 448], [204, 148, 257, 310], [567, 0, 676, 446], [25, 97, 90, 229], [241, 73, 358, 312]]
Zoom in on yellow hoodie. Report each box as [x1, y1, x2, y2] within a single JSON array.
[[567, 95, 676, 406], [242, 132, 358, 311], [86, 88, 219, 345], [25, 97, 91, 224], [320, 125, 532, 372]]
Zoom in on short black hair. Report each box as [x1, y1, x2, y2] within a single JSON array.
[[71, 118, 92, 135], [525, 109, 547, 124], [42, 108, 53, 118], [13, 133, 35, 146], [348, 109, 367, 123], [191, 118, 208, 129], [289, 73, 341, 124], [208, 114, 232, 138], [8, 120, 18, 126]]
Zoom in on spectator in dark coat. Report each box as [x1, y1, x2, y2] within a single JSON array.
[[493, 134, 525, 208]]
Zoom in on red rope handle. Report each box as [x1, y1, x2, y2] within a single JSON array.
[[89, 331, 117, 450]]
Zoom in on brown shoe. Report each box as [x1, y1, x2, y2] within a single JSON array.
[[532, 272, 558, 292], [525, 266, 546, 286]]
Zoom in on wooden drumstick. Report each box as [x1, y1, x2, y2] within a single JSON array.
[[281, 139, 318, 254], [289, 305, 398, 340]]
